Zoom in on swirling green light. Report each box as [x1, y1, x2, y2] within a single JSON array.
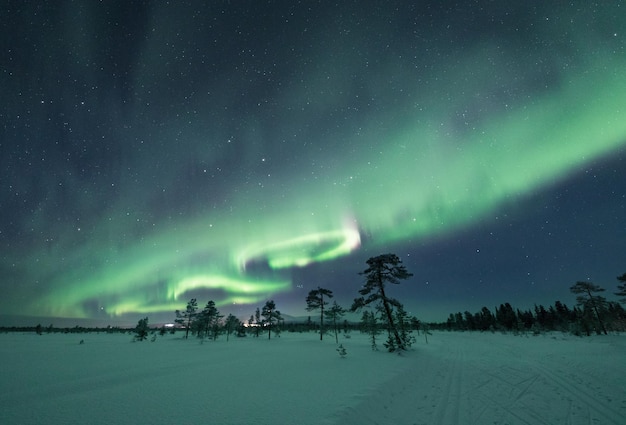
[[11, 14, 626, 321], [168, 274, 291, 303], [27, 211, 361, 318], [237, 225, 361, 270]]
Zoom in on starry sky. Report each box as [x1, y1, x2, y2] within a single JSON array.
[[1, 1, 625, 326]]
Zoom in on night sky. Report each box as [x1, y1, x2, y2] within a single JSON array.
[[1, 1, 625, 326]]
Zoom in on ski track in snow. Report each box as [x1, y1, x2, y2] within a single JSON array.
[[326, 332, 626, 425]]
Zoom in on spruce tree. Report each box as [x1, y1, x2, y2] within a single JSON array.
[[305, 287, 333, 340], [360, 310, 381, 351], [336, 344, 347, 358], [496, 303, 518, 331], [479, 306, 496, 331], [134, 317, 149, 341], [573, 304, 595, 336], [534, 304, 548, 329], [392, 304, 414, 350], [464, 311, 476, 331], [553, 301, 572, 331]]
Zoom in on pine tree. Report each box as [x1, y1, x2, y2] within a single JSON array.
[[134, 317, 149, 341], [446, 314, 455, 330], [553, 301, 573, 331], [454, 312, 465, 330], [392, 304, 414, 349], [574, 304, 596, 336], [236, 321, 247, 338], [517, 308, 534, 331], [496, 303, 518, 331], [464, 311, 476, 331], [410, 316, 421, 334], [305, 316, 314, 332], [534, 304, 550, 330], [254, 307, 262, 337], [351, 253, 413, 351], [570, 281, 608, 335], [305, 287, 333, 340], [224, 314, 240, 341], [336, 344, 347, 358], [605, 302, 626, 331], [324, 301, 346, 344], [261, 300, 282, 340], [175, 298, 198, 339], [198, 300, 222, 340]]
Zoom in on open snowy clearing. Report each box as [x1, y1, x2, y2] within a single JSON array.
[[1, 331, 624, 425]]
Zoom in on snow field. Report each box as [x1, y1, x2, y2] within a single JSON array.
[[329, 332, 626, 425], [1, 331, 624, 425]]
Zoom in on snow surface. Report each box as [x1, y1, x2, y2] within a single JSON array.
[[1, 331, 624, 425]]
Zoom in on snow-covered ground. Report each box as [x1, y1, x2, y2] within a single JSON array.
[[1, 330, 624, 425]]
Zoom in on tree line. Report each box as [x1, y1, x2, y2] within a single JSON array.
[[173, 298, 283, 341], [438, 274, 626, 336], [11, 261, 623, 345]]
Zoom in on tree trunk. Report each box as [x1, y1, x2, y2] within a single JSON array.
[[378, 273, 403, 349], [185, 317, 191, 339]]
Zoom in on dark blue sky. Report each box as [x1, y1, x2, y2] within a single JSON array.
[[1, 1, 625, 325]]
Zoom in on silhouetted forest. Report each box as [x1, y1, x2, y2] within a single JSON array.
[[433, 299, 625, 336]]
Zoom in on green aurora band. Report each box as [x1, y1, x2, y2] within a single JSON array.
[[11, 15, 626, 320], [28, 56, 626, 320]]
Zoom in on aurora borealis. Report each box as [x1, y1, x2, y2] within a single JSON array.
[[1, 1, 625, 325]]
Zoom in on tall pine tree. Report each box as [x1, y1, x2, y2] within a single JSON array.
[[324, 301, 346, 344], [305, 287, 333, 340], [351, 254, 413, 351], [198, 300, 222, 340], [175, 298, 198, 339], [224, 314, 240, 341], [261, 300, 282, 340]]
